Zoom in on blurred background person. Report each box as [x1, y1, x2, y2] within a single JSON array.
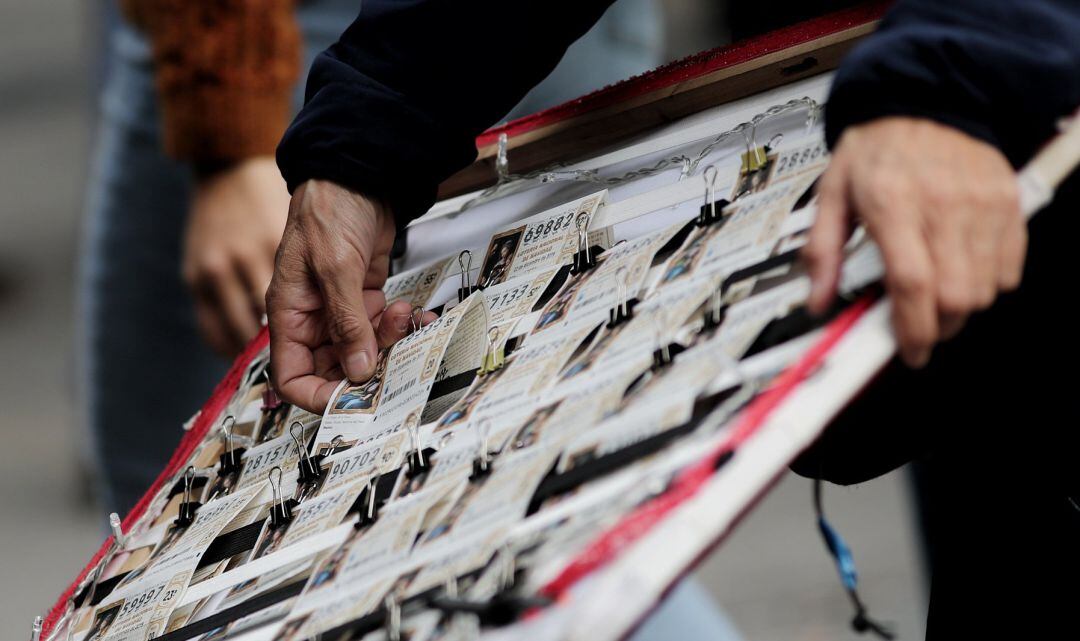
[[78, 0, 667, 516]]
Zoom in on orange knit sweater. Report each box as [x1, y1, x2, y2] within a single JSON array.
[[121, 0, 302, 164]]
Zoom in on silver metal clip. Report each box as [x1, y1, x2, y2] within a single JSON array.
[[109, 512, 127, 549], [290, 421, 320, 482], [410, 306, 426, 334], [458, 250, 474, 302], [268, 466, 292, 528]]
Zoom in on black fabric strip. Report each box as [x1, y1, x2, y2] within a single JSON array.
[[428, 370, 477, 400], [153, 579, 307, 641], [346, 468, 402, 515], [653, 220, 697, 263], [75, 572, 127, 608], [532, 264, 573, 310], [167, 475, 209, 500], [197, 521, 266, 569], [527, 385, 743, 514], [722, 248, 801, 293]]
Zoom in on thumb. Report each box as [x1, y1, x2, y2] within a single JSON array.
[[315, 256, 379, 381]]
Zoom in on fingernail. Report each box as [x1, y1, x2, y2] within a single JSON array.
[[345, 351, 373, 381]]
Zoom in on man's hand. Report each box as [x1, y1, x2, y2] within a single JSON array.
[[804, 117, 1026, 367], [267, 180, 436, 413], [183, 157, 290, 356]]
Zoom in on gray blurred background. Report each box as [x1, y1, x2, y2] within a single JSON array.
[[0, 0, 927, 638]]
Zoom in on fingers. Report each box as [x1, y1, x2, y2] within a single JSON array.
[[240, 248, 277, 319], [923, 185, 975, 342], [216, 264, 262, 343], [193, 295, 237, 357], [996, 179, 1027, 292], [804, 155, 852, 315], [375, 300, 438, 348], [267, 283, 340, 413], [866, 209, 939, 368], [314, 254, 380, 382]]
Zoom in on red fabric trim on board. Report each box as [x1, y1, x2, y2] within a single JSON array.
[[42, 328, 270, 638], [540, 295, 875, 599], [476, 1, 890, 150]]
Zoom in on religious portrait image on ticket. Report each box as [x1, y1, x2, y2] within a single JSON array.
[[478, 227, 524, 288], [533, 269, 593, 332], [395, 464, 431, 500], [273, 613, 311, 641], [256, 401, 291, 444], [660, 228, 710, 284], [509, 402, 560, 451], [435, 366, 505, 431], [251, 520, 291, 561], [85, 602, 121, 641], [330, 350, 388, 414], [203, 468, 239, 502], [560, 324, 626, 381], [423, 482, 483, 543], [308, 529, 358, 590]]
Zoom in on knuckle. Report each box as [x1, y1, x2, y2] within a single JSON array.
[[890, 264, 931, 297], [973, 286, 995, 310], [937, 287, 972, 317], [921, 182, 954, 211], [329, 311, 367, 343], [315, 247, 355, 276], [866, 171, 902, 203], [201, 252, 231, 280]]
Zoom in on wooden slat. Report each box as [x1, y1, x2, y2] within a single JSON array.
[[437, 21, 876, 199]]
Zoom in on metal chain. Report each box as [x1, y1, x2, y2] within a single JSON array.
[[456, 97, 819, 214]]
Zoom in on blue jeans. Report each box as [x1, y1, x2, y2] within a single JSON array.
[[77, 3, 738, 640]]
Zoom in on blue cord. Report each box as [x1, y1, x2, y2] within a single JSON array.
[[813, 478, 895, 639]]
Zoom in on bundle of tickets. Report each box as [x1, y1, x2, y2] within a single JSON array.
[[40, 58, 1080, 641]]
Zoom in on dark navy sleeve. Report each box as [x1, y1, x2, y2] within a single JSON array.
[[825, 0, 1080, 166], [276, 0, 615, 224]]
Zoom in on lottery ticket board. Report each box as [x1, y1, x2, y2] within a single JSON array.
[[40, 10, 1080, 641]]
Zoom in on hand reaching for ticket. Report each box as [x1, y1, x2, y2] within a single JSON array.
[[804, 117, 1026, 368], [267, 180, 436, 413]]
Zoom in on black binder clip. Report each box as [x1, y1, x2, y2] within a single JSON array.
[[606, 267, 637, 329], [430, 546, 547, 626], [354, 476, 380, 529], [290, 421, 324, 484], [175, 466, 201, 527], [457, 250, 478, 302], [697, 165, 728, 227], [571, 211, 597, 275], [470, 420, 495, 482], [267, 466, 294, 529], [218, 416, 246, 475]]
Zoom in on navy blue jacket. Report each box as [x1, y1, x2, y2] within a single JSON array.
[[277, 0, 1080, 223]]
